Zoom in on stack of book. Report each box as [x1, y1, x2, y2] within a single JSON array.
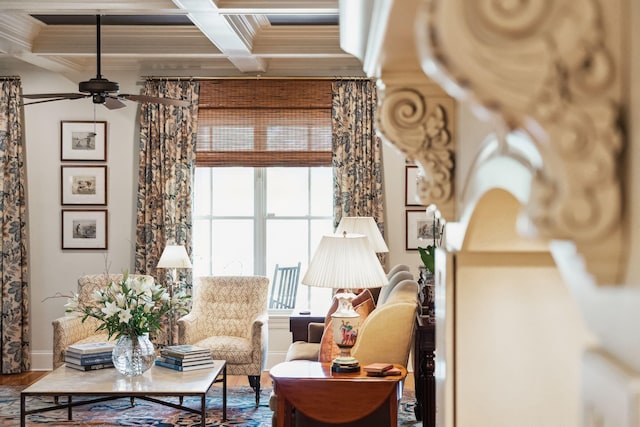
[[65, 342, 115, 371], [155, 344, 215, 371], [362, 362, 402, 377]]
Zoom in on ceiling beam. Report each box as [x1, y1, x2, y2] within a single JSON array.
[[172, 0, 266, 73]]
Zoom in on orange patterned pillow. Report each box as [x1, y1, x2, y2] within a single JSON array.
[[318, 291, 376, 363]]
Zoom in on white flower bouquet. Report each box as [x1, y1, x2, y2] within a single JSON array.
[[65, 270, 189, 339]]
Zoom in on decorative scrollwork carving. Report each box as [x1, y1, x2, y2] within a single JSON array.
[[376, 86, 455, 206], [416, 0, 624, 283]]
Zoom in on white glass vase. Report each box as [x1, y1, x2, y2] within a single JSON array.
[[112, 334, 155, 377]]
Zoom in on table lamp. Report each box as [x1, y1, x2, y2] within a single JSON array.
[[335, 216, 389, 253], [301, 232, 388, 372], [156, 244, 192, 345]]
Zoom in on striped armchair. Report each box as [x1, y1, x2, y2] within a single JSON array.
[[177, 275, 269, 405]]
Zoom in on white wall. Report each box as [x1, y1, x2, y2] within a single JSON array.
[[10, 67, 418, 370], [381, 140, 425, 277], [19, 68, 142, 369], [447, 190, 595, 427], [456, 256, 591, 427]]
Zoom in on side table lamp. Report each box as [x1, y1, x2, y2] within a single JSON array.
[[156, 244, 192, 345], [301, 232, 388, 372]]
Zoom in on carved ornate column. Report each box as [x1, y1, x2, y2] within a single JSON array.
[[414, 0, 625, 286]]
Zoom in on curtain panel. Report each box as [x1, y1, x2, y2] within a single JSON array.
[[331, 80, 387, 266], [135, 79, 199, 331], [0, 77, 30, 373]]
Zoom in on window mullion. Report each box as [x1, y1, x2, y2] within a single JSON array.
[[255, 168, 267, 276]]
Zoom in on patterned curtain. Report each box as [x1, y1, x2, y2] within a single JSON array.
[[331, 80, 387, 267], [134, 79, 199, 344], [0, 77, 30, 373]]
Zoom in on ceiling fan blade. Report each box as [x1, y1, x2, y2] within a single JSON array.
[[23, 96, 90, 106], [22, 93, 86, 100], [104, 96, 127, 110], [121, 94, 190, 107]]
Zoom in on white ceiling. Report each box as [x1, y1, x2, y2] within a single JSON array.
[[0, 0, 367, 80]]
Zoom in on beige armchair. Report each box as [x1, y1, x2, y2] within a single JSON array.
[[52, 273, 153, 369], [177, 275, 269, 406]]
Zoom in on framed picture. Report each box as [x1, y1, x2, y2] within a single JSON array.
[[62, 209, 108, 250], [60, 121, 107, 161], [61, 165, 107, 206], [406, 209, 435, 250], [405, 166, 426, 206]]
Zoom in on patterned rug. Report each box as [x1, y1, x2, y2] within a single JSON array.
[[0, 384, 421, 426]]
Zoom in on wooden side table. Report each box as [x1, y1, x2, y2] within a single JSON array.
[[413, 314, 436, 427], [270, 360, 407, 427]]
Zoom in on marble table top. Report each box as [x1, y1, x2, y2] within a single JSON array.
[[22, 360, 226, 395]]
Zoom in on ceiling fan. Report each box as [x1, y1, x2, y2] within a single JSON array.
[[22, 15, 190, 109]]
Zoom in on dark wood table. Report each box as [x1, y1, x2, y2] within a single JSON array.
[[270, 360, 407, 427], [413, 314, 435, 427], [289, 312, 325, 342]]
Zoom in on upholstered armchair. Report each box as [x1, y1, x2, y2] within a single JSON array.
[[52, 273, 153, 369], [177, 275, 269, 405]]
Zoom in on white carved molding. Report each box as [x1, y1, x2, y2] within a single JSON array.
[[376, 80, 456, 220], [415, 0, 625, 285]]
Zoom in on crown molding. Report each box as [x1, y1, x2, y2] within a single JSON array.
[[217, 0, 337, 12], [0, 0, 182, 14]]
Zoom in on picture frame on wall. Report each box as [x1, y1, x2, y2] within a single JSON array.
[[406, 209, 434, 250], [61, 209, 108, 250], [60, 120, 107, 161], [405, 165, 426, 207], [61, 165, 107, 206]]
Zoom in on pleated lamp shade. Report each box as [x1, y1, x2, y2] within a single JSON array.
[[335, 216, 389, 253], [301, 233, 387, 289], [157, 245, 192, 269]]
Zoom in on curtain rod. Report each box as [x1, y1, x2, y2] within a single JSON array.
[[0, 76, 21, 80], [142, 75, 374, 81]]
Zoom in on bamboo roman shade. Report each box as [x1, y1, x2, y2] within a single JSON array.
[[196, 80, 333, 167]]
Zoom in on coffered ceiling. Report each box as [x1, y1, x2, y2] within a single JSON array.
[[0, 0, 367, 78]]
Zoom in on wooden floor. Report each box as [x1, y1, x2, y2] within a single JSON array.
[[1, 370, 415, 389]]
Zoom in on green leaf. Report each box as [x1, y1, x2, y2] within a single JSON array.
[[417, 245, 435, 273]]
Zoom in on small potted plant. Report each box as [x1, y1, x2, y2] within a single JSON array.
[[417, 245, 435, 275], [417, 245, 436, 318]]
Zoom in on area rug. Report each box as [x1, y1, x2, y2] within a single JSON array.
[[0, 385, 421, 426]]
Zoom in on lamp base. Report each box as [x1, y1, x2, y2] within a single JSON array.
[[331, 360, 360, 373]]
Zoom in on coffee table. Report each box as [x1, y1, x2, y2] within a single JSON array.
[[20, 360, 226, 427]]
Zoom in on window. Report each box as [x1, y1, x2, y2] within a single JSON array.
[[193, 167, 333, 312], [193, 80, 335, 313]]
